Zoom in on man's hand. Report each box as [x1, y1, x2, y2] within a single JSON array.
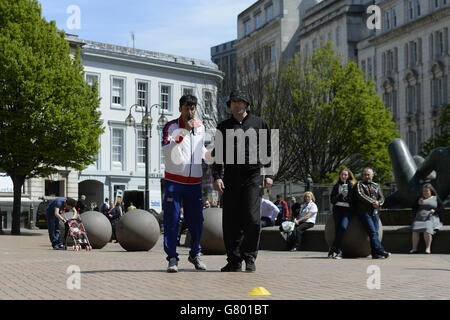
[[214, 179, 225, 194], [264, 177, 273, 189], [372, 201, 380, 209], [185, 119, 196, 132]]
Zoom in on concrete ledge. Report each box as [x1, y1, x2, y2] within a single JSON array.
[[259, 225, 450, 254]]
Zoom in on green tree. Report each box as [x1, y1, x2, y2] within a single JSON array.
[[0, 0, 104, 235], [420, 104, 450, 156], [262, 43, 399, 183]]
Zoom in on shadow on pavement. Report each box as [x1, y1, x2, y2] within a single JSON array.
[[80, 269, 221, 274]]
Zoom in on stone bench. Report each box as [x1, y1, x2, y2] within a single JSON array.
[[259, 225, 450, 254]]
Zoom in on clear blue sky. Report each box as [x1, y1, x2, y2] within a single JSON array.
[[38, 0, 256, 61]]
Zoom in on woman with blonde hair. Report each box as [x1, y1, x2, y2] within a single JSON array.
[[286, 191, 318, 251], [328, 168, 357, 259]]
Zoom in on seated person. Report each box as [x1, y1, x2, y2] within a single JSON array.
[[261, 198, 280, 227]]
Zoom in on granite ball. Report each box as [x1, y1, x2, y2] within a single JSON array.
[[200, 207, 226, 255], [116, 209, 160, 251], [80, 211, 112, 249], [325, 214, 383, 258]]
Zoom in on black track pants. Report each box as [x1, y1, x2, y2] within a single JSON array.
[[222, 169, 262, 263]]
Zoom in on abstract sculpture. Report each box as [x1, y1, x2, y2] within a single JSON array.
[[384, 139, 450, 208]]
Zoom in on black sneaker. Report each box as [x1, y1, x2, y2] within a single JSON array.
[[245, 258, 256, 272], [220, 262, 242, 272], [380, 251, 391, 259]]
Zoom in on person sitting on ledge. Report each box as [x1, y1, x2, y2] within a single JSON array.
[[353, 168, 391, 259], [410, 183, 444, 254], [286, 191, 318, 251], [328, 168, 356, 259]]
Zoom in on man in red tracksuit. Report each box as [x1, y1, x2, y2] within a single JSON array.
[[161, 94, 208, 273]]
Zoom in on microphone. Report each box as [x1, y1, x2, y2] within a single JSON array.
[[187, 114, 195, 135]]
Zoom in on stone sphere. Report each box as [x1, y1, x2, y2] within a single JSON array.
[[59, 211, 111, 249], [325, 214, 383, 258], [200, 208, 226, 255], [80, 211, 112, 249], [116, 209, 160, 251]]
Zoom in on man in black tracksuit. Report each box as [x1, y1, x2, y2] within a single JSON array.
[[212, 90, 274, 272]]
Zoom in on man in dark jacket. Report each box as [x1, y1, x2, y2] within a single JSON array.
[[212, 89, 274, 272], [353, 168, 391, 259]]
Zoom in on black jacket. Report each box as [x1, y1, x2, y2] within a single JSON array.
[[353, 180, 384, 215], [212, 113, 273, 182], [330, 182, 354, 213]]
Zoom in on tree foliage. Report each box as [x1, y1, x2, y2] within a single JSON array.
[[238, 43, 399, 184], [0, 0, 104, 234]]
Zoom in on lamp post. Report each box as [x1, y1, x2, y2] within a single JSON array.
[[125, 103, 168, 211]]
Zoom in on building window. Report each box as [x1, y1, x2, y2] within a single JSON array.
[[407, 85, 417, 114], [136, 81, 149, 107], [158, 129, 165, 171], [336, 27, 341, 47], [385, 11, 391, 30], [415, 0, 421, 17], [361, 60, 366, 74], [437, 31, 444, 57], [203, 90, 213, 115], [408, 0, 414, 20], [392, 9, 397, 27], [86, 73, 99, 89], [266, 4, 273, 22], [432, 76, 448, 107], [270, 44, 276, 62], [111, 77, 125, 108], [112, 128, 124, 170], [182, 86, 194, 96], [255, 12, 262, 29], [368, 57, 373, 78], [410, 41, 417, 67], [159, 84, 172, 113], [434, 0, 439, 8], [245, 19, 252, 36], [137, 130, 145, 165], [408, 130, 417, 155]]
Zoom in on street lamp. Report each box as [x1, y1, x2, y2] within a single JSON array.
[[125, 103, 168, 211]]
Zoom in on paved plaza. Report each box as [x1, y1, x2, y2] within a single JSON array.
[[0, 229, 449, 301]]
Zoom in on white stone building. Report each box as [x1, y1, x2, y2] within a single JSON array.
[[235, 0, 319, 66], [0, 35, 222, 225], [363, 0, 449, 155]]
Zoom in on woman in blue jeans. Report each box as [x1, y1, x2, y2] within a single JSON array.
[[328, 168, 356, 259]]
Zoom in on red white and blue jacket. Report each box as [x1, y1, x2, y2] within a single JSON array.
[[161, 116, 207, 185]]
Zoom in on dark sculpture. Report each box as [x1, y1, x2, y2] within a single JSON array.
[[384, 138, 450, 208]]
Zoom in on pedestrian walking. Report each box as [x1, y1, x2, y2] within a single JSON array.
[[213, 89, 273, 272], [161, 94, 208, 273]]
